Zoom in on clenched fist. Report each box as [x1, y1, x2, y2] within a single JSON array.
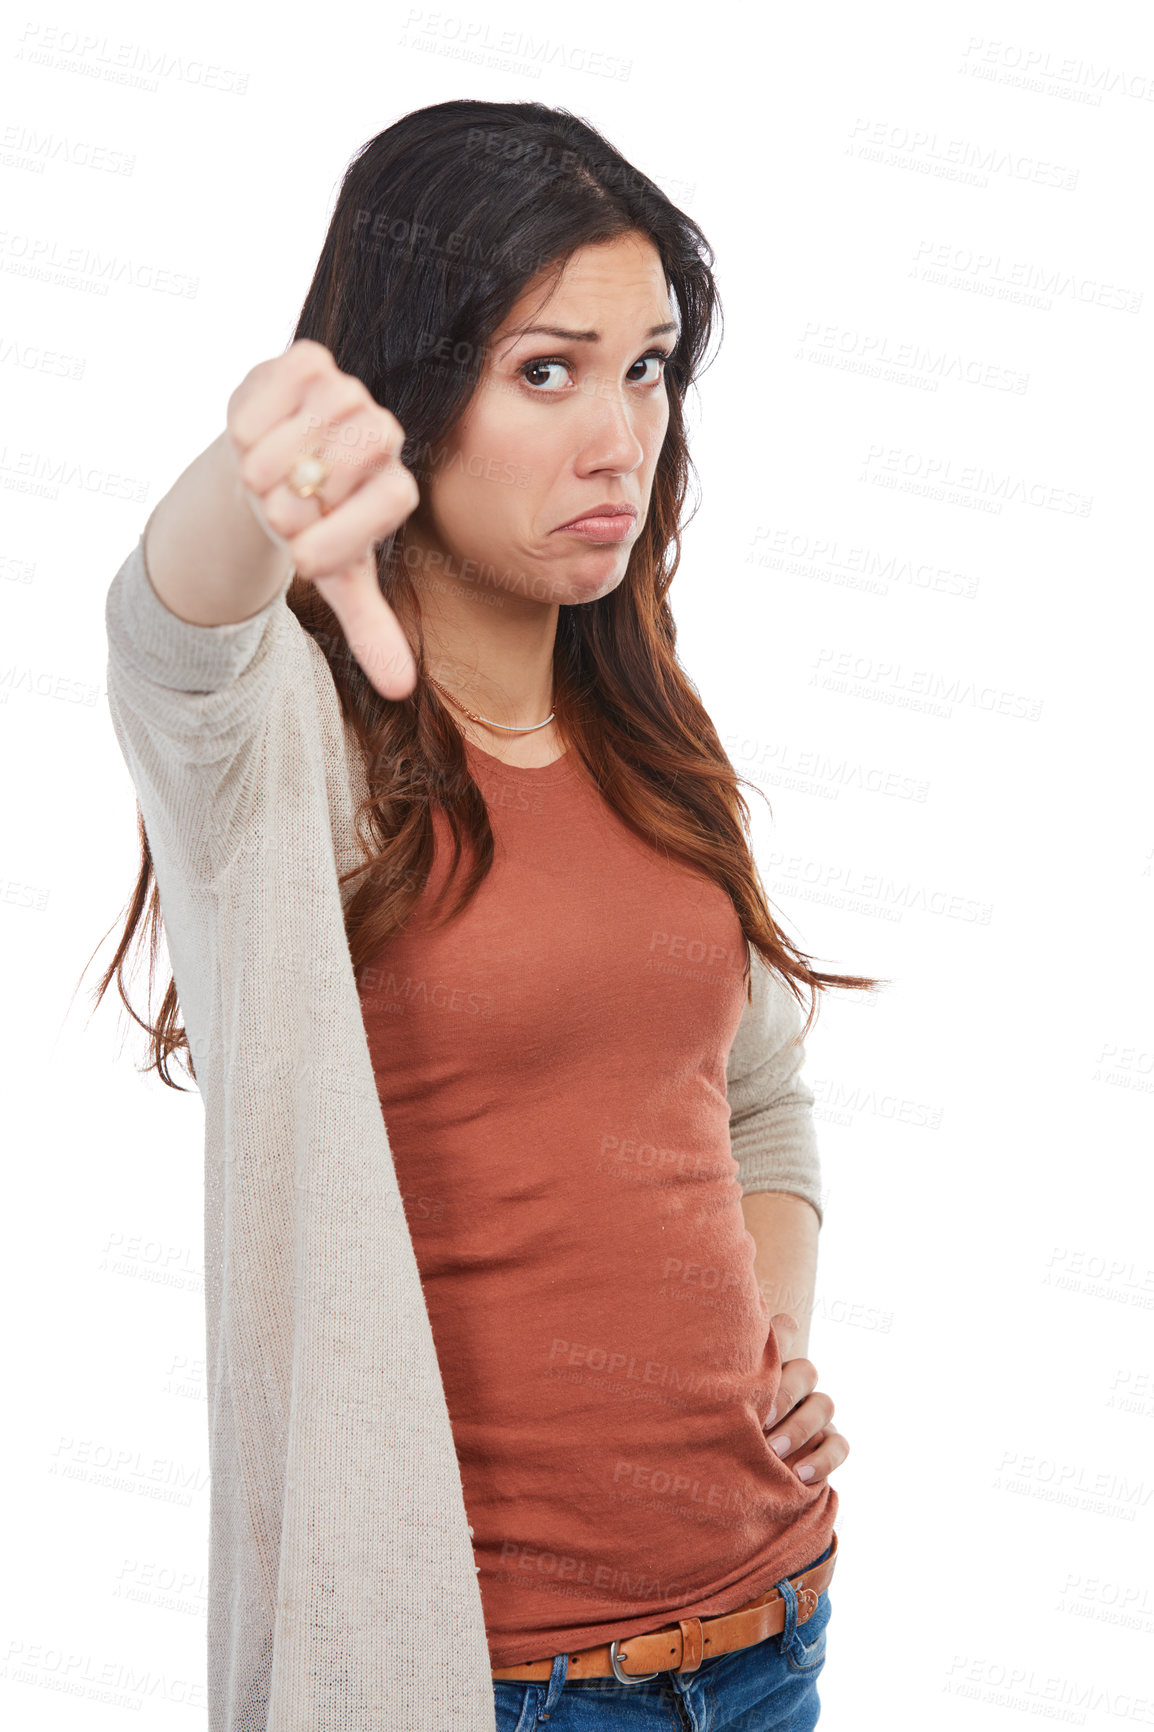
[[225, 337, 420, 700]]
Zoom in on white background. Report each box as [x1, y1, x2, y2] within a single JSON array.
[[2, 0, 1152, 1726]]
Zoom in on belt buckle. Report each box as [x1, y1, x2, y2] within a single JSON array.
[[608, 1638, 660, 1684]]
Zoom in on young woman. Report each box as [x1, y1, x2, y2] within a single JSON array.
[[95, 99, 877, 1732]]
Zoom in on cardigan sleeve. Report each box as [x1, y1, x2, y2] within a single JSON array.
[[103, 531, 303, 883], [725, 948, 825, 1226]]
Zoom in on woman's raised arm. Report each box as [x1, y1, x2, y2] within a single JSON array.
[[139, 337, 419, 688], [103, 340, 422, 883]]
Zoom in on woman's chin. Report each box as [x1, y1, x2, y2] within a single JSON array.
[[555, 554, 631, 605]]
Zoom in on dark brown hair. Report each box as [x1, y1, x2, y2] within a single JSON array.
[[89, 99, 885, 1088]]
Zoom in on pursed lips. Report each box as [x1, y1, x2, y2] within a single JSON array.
[[553, 505, 639, 532]]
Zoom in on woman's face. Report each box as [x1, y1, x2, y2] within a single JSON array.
[[409, 230, 676, 609]]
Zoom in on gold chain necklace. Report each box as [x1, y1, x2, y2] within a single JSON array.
[[425, 673, 556, 735]]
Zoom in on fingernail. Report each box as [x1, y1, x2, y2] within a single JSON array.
[[797, 1464, 815, 1481], [768, 1434, 790, 1456]]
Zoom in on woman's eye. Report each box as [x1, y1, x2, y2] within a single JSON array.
[[628, 353, 667, 385], [521, 360, 569, 391]]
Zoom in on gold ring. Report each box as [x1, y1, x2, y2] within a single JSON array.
[[287, 454, 333, 506]]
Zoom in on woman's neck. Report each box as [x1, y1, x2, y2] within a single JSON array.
[[402, 527, 562, 763]]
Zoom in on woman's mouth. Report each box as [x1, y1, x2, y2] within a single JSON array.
[[552, 505, 638, 543]]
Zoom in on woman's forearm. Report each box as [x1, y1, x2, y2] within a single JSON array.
[[740, 1189, 820, 1358], [142, 429, 294, 627]]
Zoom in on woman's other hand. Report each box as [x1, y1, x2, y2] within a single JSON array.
[[764, 1312, 850, 1488]]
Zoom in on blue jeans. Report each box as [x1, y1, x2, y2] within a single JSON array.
[[492, 1540, 834, 1730]]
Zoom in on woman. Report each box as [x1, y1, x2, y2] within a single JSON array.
[[94, 99, 877, 1732]]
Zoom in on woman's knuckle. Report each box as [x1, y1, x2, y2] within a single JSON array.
[[362, 420, 401, 467], [236, 453, 260, 492], [260, 495, 290, 534], [385, 466, 418, 512]]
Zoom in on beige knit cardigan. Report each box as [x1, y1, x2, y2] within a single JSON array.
[[102, 531, 825, 1732]]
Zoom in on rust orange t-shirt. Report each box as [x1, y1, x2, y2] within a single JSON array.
[[357, 736, 836, 1668]]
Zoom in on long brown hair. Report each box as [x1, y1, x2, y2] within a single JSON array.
[[88, 99, 885, 1089]]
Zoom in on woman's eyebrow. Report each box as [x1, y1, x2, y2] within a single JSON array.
[[509, 320, 678, 343]]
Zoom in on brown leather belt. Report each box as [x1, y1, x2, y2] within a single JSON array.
[[491, 1529, 838, 1684]]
